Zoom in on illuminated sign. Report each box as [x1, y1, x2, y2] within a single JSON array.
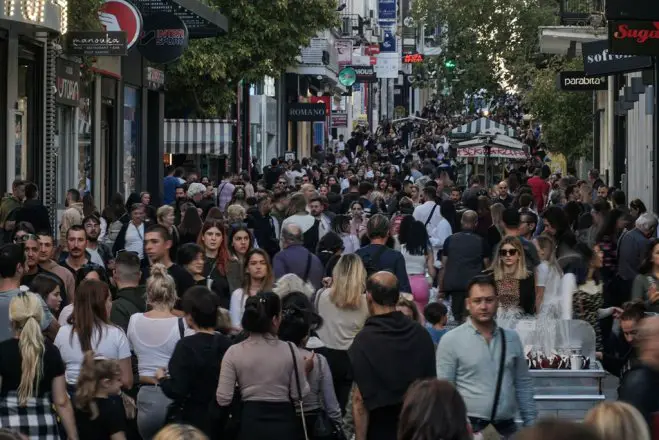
[[0, 0, 68, 33], [403, 53, 424, 63]]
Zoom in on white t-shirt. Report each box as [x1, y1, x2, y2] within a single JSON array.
[[125, 222, 145, 259], [337, 141, 345, 152], [127, 314, 194, 377], [229, 288, 249, 330], [87, 247, 105, 268], [54, 324, 131, 385]]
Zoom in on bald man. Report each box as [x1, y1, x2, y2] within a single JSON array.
[[349, 272, 435, 440], [619, 316, 659, 435], [495, 180, 513, 207], [441, 210, 490, 322]]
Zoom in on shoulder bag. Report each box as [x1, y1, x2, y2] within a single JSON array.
[[312, 355, 347, 440], [424, 203, 438, 227], [288, 342, 310, 440], [482, 327, 507, 436]]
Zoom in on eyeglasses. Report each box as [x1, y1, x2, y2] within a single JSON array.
[[14, 233, 38, 243], [499, 248, 519, 257]]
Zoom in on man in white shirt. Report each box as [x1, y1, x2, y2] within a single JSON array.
[[336, 134, 346, 153], [413, 186, 451, 268]]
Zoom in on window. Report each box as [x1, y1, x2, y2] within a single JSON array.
[[123, 87, 140, 196]]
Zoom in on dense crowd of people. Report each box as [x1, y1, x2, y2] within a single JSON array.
[[0, 117, 657, 440]]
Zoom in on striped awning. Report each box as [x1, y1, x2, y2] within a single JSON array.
[[450, 117, 517, 138], [164, 119, 234, 155]]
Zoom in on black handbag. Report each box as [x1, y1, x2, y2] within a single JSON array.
[[311, 356, 346, 440]]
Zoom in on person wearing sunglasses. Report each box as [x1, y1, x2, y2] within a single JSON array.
[[487, 236, 536, 317]]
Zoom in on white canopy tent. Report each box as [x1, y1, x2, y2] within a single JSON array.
[[457, 134, 528, 159], [450, 117, 517, 138]]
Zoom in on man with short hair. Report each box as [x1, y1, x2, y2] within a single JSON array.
[[0, 179, 25, 243], [617, 213, 659, 305], [501, 208, 539, 270], [441, 210, 490, 322], [355, 215, 411, 293], [38, 232, 76, 305], [62, 225, 95, 278], [495, 180, 513, 208], [110, 251, 147, 332], [145, 224, 194, 302], [83, 215, 112, 269], [0, 243, 58, 341], [247, 194, 279, 259], [350, 271, 435, 440], [308, 195, 331, 241], [519, 211, 538, 241], [438, 275, 536, 436], [273, 223, 324, 290], [59, 188, 84, 245]]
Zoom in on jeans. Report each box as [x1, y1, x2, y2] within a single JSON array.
[[137, 385, 172, 440]]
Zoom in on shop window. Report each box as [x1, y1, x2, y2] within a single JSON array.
[[78, 82, 93, 195], [123, 87, 140, 196]]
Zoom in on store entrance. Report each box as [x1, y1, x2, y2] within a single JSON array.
[[100, 101, 116, 208]]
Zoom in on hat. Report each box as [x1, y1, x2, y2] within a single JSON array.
[[187, 182, 206, 198]]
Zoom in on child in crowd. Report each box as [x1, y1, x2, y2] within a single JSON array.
[[424, 302, 449, 346], [74, 351, 127, 440]]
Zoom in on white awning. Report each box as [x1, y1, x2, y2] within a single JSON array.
[[164, 119, 234, 155]]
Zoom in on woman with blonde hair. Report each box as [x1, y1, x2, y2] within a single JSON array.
[[314, 253, 369, 411], [0, 292, 77, 439], [584, 401, 650, 440], [487, 235, 536, 316], [154, 424, 208, 440], [157, 204, 180, 260], [127, 263, 193, 439]]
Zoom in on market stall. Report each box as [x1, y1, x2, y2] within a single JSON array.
[[450, 117, 518, 138], [456, 134, 528, 185]]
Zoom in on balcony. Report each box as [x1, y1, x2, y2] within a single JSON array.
[[559, 0, 604, 26], [299, 38, 338, 74]]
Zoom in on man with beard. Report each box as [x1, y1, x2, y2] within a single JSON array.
[[38, 232, 76, 305], [349, 272, 435, 440], [62, 225, 101, 279], [172, 186, 188, 225], [19, 234, 67, 305], [83, 215, 113, 269]]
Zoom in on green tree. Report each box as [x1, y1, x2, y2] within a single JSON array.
[[165, 0, 338, 118], [523, 58, 593, 161]]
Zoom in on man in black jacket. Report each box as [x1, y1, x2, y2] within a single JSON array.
[[14, 182, 50, 234], [349, 271, 435, 440], [619, 316, 659, 436]]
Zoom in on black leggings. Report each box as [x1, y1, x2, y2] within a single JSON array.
[[315, 347, 352, 414]]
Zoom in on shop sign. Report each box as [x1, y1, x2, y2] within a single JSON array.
[[609, 20, 659, 56], [144, 66, 165, 90], [582, 39, 652, 76], [557, 71, 608, 91], [55, 59, 80, 106], [336, 39, 353, 67], [606, 0, 659, 21], [331, 112, 348, 127], [364, 44, 380, 56], [350, 65, 377, 83], [98, 0, 142, 49], [287, 103, 326, 121], [66, 31, 127, 56], [403, 52, 424, 63], [138, 12, 189, 64], [338, 67, 357, 87], [378, 0, 396, 24], [380, 28, 396, 53], [0, 0, 68, 34], [310, 96, 331, 116]]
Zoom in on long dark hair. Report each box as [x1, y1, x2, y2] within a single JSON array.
[[639, 239, 659, 275], [228, 224, 253, 257], [596, 208, 623, 243], [398, 379, 471, 440], [69, 280, 111, 351], [179, 206, 203, 240], [397, 215, 415, 246], [404, 220, 429, 256]]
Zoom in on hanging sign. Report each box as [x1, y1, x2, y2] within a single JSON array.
[[582, 39, 652, 76], [350, 65, 377, 83], [403, 53, 424, 63], [55, 59, 80, 106], [144, 66, 165, 90], [65, 31, 127, 56], [378, 0, 396, 23], [331, 112, 348, 127], [138, 12, 189, 63], [557, 71, 608, 91], [609, 20, 659, 56], [287, 103, 326, 121], [338, 67, 357, 87], [98, 0, 142, 49]]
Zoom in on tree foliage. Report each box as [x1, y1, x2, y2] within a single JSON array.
[[523, 58, 593, 161], [165, 0, 338, 118]]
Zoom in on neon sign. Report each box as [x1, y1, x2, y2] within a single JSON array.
[[403, 53, 424, 63], [1, 0, 68, 34]]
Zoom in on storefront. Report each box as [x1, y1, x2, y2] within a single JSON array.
[[0, 0, 67, 193]]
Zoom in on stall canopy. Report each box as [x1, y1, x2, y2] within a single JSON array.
[[391, 115, 430, 125], [457, 134, 528, 159], [450, 117, 517, 138], [164, 119, 234, 155]]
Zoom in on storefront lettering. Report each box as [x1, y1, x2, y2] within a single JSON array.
[[613, 22, 659, 43], [564, 77, 605, 86], [585, 48, 636, 63], [57, 77, 79, 102], [289, 108, 325, 117], [2, 0, 68, 33]]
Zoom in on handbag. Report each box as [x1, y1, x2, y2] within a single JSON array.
[[482, 327, 507, 437], [164, 318, 189, 424], [288, 342, 310, 440], [312, 356, 346, 440]]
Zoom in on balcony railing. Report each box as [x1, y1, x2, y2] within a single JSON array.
[[559, 0, 604, 26]]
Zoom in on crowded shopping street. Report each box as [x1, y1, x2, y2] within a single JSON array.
[[2, 0, 659, 438]]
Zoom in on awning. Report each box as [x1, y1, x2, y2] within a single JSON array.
[[457, 134, 528, 160], [451, 117, 518, 138], [164, 119, 234, 155], [133, 0, 228, 38]]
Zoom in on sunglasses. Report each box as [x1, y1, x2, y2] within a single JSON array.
[[15, 233, 39, 243], [499, 248, 519, 257]]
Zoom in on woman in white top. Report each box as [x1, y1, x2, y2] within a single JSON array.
[[54, 279, 132, 389], [112, 202, 146, 260], [400, 220, 436, 313], [534, 235, 563, 317], [332, 215, 360, 255], [314, 254, 369, 412], [128, 263, 193, 439], [229, 249, 274, 331]]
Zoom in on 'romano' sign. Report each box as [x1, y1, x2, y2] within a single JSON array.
[[557, 71, 608, 91], [287, 103, 326, 122]]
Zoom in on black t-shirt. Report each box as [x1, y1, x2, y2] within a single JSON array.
[[74, 396, 126, 439], [0, 339, 65, 396], [443, 232, 489, 292]]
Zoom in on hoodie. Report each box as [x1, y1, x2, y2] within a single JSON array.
[[348, 311, 435, 411], [110, 285, 147, 333]]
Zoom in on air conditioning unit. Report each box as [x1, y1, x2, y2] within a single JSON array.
[[342, 17, 351, 36]]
